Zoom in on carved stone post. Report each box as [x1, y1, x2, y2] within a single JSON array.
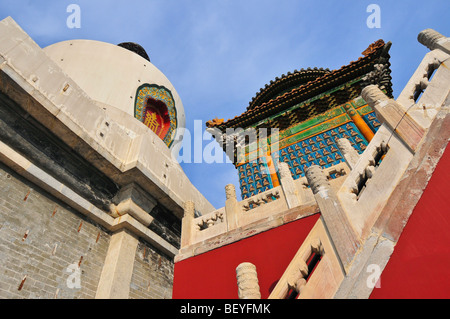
[[306, 165, 359, 273], [336, 138, 360, 170], [278, 162, 302, 208], [95, 229, 139, 299], [236, 262, 261, 299], [287, 259, 308, 295], [181, 200, 195, 247], [362, 85, 425, 152], [225, 184, 241, 231], [418, 28, 450, 54]]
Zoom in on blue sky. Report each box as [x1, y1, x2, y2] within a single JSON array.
[[1, 1, 448, 209]]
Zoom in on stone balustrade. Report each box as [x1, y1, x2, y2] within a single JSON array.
[[180, 161, 349, 249], [306, 165, 360, 273], [193, 209, 225, 231]]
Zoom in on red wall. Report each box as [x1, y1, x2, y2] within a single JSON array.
[[370, 145, 450, 299], [173, 214, 320, 299]]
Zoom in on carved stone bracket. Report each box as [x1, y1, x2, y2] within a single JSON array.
[[110, 183, 157, 227], [287, 260, 308, 294]]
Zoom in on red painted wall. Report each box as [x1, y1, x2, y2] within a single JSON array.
[[173, 214, 320, 299], [370, 145, 450, 299]]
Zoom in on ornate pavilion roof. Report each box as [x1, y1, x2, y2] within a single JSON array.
[[248, 67, 331, 111], [206, 39, 392, 131]]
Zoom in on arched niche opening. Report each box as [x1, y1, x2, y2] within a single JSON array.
[[143, 97, 171, 140]]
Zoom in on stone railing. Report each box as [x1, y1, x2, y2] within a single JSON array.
[[180, 161, 350, 249], [236, 262, 261, 299], [396, 29, 450, 130], [186, 30, 448, 297], [193, 209, 225, 231], [267, 216, 343, 299], [336, 82, 429, 240], [180, 184, 288, 248]]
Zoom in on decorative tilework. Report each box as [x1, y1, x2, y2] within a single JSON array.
[[239, 157, 274, 199], [134, 84, 177, 147], [238, 119, 374, 199], [236, 100, 381, 200], [362, 111, 382, 133]]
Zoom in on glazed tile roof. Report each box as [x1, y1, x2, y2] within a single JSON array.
[[248, 67, 331, 111], [206, 39, 391, 131]]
